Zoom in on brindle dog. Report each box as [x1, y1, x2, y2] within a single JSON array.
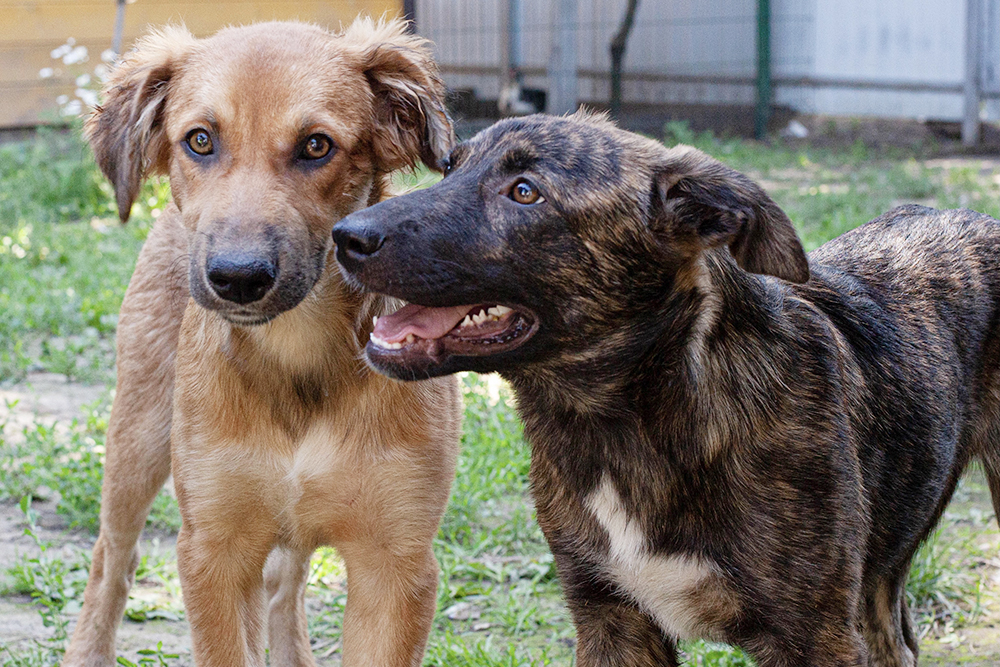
[[331, 111, 1000, 667]]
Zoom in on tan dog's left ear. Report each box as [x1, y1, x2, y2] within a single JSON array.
[[344, 18, 455, 172], [86, 26, 197, 222], [653, 145, 809, 283]]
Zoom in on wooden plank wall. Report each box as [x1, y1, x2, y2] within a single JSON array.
[[1, 0, 401, 128]]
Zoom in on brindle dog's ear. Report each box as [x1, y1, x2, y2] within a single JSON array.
[[344, 18, 455, 173], [85, 26, 196, 223], [653, 145, 809, 283]]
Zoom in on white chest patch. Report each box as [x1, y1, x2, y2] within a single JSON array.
[[584, 474, 723, 641]]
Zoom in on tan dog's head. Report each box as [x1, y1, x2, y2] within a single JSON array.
[[87, 19, 453, 324]]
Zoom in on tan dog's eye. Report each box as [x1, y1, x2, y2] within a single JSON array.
[[185, 129, 214, 156], [510, 179, 544, 205], [301, 134, 334, 161]]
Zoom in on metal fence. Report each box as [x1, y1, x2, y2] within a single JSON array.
[[414, 0, 999, 144]]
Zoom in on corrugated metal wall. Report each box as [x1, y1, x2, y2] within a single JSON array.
[[416, 0, 997, 122], [802, 0, 966, 119]]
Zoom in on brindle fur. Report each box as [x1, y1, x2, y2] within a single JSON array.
[[332, 111, 1000, 667]]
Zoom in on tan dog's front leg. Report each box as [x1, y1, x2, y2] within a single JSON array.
[[176, 523, 272, 667], [62, 429, 170, 667], [63, 213, 188, 667], [338, 543, 439, 667], [264, 547, 316, 667]]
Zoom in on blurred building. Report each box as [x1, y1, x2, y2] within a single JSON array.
[[0, 0, 402, 129], [5, 0, 997, 144], [416, 0, 998, 141]]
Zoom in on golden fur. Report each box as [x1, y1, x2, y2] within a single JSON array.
[[63, 19, 460, 667]]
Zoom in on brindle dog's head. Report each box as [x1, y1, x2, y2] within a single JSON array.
[[88, 19, 452, 325], [333, 111, 807, 380]]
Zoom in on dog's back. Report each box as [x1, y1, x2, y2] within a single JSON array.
[[805, 204, 1000, 460], [797, 205, 1000, 593]]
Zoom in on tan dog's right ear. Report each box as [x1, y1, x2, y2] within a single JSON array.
[[344, 17, 455, 173], [86, 26, 197, 222]]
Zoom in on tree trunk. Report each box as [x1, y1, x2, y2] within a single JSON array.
[[609, 0, 640, 120]]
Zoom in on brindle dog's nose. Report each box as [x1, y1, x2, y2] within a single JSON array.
[[332, 221, 385, 272], [207, 254, 277, 304]]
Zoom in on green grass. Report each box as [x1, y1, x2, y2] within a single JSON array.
[[0, 125, 167, 384], [664, 121, 1000, 253], [0, 393, 180, 534], [3, 123, 1000, 666]]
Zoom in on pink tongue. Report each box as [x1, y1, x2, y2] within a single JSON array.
[[373, 303, 474, 343]]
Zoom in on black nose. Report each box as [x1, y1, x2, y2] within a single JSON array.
[[206, 254, 277, 304], [332, 221, 385, 272]]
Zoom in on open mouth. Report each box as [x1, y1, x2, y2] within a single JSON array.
[[367, 302, 538, 367]]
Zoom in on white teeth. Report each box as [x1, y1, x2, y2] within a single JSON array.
[[405, 333, 416, 343], [373, 315, 379, 326], [464, 305, 512, 328], [370, 332, 403, 350]]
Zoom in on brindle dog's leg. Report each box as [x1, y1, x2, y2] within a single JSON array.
[[742, 628, 867, 667], [982, 447, 1000, 537], [559, 562, 679, 667], [861, 572, 917, 667], [572, 600, 679, 667], [898, 594, 919, 661]]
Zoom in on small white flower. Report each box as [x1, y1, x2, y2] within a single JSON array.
[[76, 88, 99, 108], [38, 67, 54, 79], [63, 45, 89, 65], [60, 99, 83, 116]]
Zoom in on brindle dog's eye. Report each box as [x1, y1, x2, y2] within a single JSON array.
[[510, 178, 544, 205], [300, 134, 334, 161], [185, 129, 214, 156], [441, 156, 454, 176]]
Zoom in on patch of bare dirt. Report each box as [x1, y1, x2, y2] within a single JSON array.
[[0, 371, 106, 428], [0, 373, 192, 664]]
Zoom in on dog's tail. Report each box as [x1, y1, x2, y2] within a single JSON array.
[[968, 212, 1000, 528]]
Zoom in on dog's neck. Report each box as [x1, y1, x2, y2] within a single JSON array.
[[507, 248, 797, 473]]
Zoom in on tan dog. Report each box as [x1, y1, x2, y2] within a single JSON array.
[[62, 20, 461, 667]]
